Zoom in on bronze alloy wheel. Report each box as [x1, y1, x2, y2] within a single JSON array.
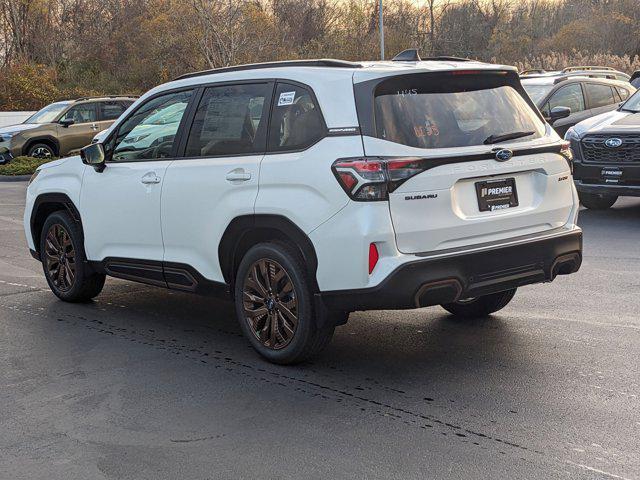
[[242, 258, 298, 350], [44, 223, 76, 292]]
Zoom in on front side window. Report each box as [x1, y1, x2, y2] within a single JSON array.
[[374, 75, 545, 149], [101, 101, 129, 121], [59, 104, 98, 124], [617, 87, 630, 101], [548, 84, 585, 115], [185, 83, 270, 157], [110, 90, 192, 161], [268, 83, 324, 151], [585, 83, 616, 108]]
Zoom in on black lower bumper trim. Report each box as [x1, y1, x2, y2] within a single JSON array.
[[575, 181, 640, 197], [321, 230, 582, 311]]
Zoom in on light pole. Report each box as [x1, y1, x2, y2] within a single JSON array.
[[379, 0, 385, 60]]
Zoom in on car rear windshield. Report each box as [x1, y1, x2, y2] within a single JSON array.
[[373, 73, 545, 149]]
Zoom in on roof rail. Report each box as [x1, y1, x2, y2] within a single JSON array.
[[76, 95, 139, 101], [175, 59, 362, 81], [553, 72, 620, 84], [562, 66, 616, 73], [520, 69, 547, 75]]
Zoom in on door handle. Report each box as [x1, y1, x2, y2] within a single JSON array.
[[141, 172, 161, 184], [226, 169, 251, 182], [90, 123, 99, 131]]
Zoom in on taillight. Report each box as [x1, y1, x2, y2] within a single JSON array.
[[368, 243, 379, 274], [332, 157, 429, 201], [559, 141, 573, 173]]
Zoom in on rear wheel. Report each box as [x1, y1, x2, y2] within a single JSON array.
[[579, 192, 618, 210], [441, 288, 517, 318], [234, 242, 334, 364], [40, 211, 105, 302]]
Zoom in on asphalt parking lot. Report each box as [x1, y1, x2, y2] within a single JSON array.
[[1, 180, 638, 480]]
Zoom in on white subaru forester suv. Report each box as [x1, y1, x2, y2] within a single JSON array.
[[24, 52, 582, 364]]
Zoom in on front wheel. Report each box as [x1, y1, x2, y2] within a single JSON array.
[[40, 211, 105, 302], [27, 143, 55, 159], [579, 192, 618, 210], [441, 288, 517, 318], [234, 242, 334, 364]]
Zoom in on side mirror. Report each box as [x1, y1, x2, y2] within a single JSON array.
[[550, 106, 571, 122], [59, 118, 75, 128], [80, 143, 106, 172]]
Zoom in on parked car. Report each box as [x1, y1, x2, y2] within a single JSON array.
[[565, 88, 640, 209], [24, 52, 582, 364], [631, 70, 640, 88], [521, 74, 635, 137], [0, 96, 136, 164]]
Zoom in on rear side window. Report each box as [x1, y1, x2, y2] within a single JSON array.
[[585, 83, 616, 108], [101, 101, 128, 120], [547, 84, 585, 115], [185, 83, 270, 157], [373, 74, 545, 149], [59, 103, 97, 124], [268, 83, 324, 151]]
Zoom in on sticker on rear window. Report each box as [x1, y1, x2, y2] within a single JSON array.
[[277, 91, 296, 106]]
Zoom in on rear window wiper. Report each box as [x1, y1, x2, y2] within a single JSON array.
[[483, 131, 535, 145]]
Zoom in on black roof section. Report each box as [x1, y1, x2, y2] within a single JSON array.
[[175, 59, 363, 81]]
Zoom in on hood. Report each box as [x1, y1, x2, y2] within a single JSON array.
[[0, 123, 41, 135], [572, 109, 640, 137], [38, 157, 71, 170]]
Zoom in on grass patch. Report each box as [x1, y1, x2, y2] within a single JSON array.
[[0, 156, 56, 176]]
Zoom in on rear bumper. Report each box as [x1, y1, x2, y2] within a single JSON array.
[[320, 229, 582, 311]]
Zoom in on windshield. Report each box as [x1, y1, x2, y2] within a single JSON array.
[[374, 78, 545, 149], [521, 83, 553, 104], [621, 89, 640, 112], [24, 102, 71, 124]]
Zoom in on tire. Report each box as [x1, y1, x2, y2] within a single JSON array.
[[234, 241, 334, 365], [579, 192, 617, 210], [27, 143, 55, 159], [441, 288, 517, 318], [40, 211, 105, 302]]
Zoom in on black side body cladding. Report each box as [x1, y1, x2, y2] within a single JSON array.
[[89, 258, 228, 297], [30, 193, 83, 258], [218, 214, 320, 291]]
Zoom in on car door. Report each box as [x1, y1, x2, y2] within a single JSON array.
[[584, 82, 619, 118], [57, 103, 100, 155], [161, 82, 273, 283], [542, 83, 589, 137], [80, 89, 194, 267]]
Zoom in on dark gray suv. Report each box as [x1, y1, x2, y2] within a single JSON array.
[[521, 75, 635, 137]]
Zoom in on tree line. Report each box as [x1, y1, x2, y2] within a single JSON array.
[[1, 0, 639, 110]]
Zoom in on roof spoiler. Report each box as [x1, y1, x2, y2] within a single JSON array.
[[392, 49, 421, 62]]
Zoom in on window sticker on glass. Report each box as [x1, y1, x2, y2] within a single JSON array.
[[277, 91, 296, 106]]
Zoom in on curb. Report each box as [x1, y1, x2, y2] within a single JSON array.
[[0, 175, 31, 182]]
